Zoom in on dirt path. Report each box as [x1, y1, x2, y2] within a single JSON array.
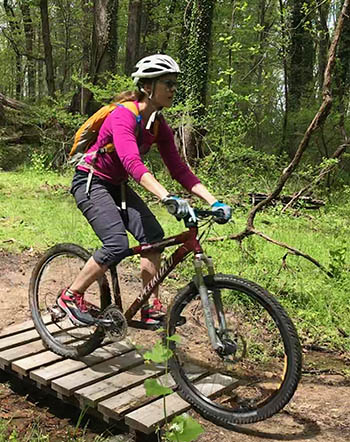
[[0, 249, 349, 441]]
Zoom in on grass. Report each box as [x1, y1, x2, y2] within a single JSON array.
[[1, 168, 350, 353]]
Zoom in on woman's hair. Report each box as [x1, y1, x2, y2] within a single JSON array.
[[113, 89, 145, 103]]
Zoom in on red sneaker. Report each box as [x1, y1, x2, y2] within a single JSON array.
[[57, 288, 95, 326], [141, 298, 167, 325]]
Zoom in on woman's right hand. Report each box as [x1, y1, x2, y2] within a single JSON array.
[[162, 195, 196, 222]]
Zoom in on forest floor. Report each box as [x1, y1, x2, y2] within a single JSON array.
[[0, 249, 349, 442]]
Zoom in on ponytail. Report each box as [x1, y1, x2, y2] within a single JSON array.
[[113, 90, 145, 103]]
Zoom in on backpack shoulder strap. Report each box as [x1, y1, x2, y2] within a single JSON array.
[[116, 101, 142, 124]]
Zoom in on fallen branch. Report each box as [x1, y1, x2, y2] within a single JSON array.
[[282, 143, 348, 212], [0, 92, 28, 110], [251, 229, 333, 277]]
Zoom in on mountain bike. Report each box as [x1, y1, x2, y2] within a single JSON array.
[[29, 204, 302, 427]]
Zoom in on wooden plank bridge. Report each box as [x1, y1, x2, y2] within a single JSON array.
[[0, 319, 231, 441]]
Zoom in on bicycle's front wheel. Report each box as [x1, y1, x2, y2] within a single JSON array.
[[29, 243, 111, 359], [167, 274, 302, 426]]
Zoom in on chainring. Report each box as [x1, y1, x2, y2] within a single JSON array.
[[101, 305, 128, 341]]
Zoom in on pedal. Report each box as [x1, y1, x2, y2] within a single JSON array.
[[129, 320, 162, 331], [49, 305, 66, 321]]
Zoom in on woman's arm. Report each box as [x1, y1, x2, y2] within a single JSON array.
[[190, 182, 217, 206], [139, 172, 169, 200]]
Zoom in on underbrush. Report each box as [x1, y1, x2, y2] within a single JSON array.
[[0, 169, 349, 353]]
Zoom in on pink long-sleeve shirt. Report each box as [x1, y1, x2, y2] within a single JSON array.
[[78, 102, 200, 192]]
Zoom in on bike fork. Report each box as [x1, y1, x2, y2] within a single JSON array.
[[193, 253, 226, 352]]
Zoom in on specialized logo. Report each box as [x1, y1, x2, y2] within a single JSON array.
[[137, 255, 175, 301]]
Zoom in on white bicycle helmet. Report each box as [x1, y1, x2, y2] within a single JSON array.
[[131, 54, 181, 85]]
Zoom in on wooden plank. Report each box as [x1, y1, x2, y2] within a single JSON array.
[[0, 339, 47, 369], [0, 319, 35, 338], [0, 319, 73, 352], [97, 369, 204, 421], [125, 373, 236, 434], [0, 321, 78, 367], [12, 349, 64, 376], [30, 341, 133, 386], [10, 334, 102, 375], [0, 315, 51, 338], [52, 350, 144, 397], [75, 364, 164, 408], [98, 372, 176, 421]]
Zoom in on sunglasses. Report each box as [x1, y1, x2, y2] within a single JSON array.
[[158, 79, 178, 90]]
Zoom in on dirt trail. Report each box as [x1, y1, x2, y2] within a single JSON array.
[[0, 249, 349, 441]]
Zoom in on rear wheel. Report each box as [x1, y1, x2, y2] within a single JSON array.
[[167, 274, 302, 426], [29, 243, 111, 359]]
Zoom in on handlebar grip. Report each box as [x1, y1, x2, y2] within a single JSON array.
[[165, 200, 178, 215]]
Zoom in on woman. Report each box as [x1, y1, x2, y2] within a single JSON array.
[[58, 54, 231, 325]]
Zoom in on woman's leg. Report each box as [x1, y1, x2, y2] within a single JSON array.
[[140, 250, 161, 298], [70, 256, 108, 294], [59, 179, 132, 324]]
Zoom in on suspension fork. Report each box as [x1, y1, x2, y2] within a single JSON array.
[[193, 253, 227, 351]]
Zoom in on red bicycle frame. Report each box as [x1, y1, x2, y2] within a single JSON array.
[[112, 226, 203, 322]]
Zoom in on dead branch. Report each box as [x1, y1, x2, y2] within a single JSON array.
[[0, 92, 28, 110], [282, 143, 349, 212], [251, 229, 333, 277]]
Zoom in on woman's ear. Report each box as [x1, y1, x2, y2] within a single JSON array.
[[142, 81, 153, 95]]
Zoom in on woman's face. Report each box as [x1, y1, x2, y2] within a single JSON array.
[[151, 74, 178, 108]]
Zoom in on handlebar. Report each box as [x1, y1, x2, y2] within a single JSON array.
[[164, 200, 226, 226]]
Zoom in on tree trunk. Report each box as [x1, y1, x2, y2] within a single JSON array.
[[333, 9, 350, 131], [90, 0, 119, 84], [160, 0, 177, 53], [57, 0, 72, 93], [39, 0, 56, 97], [125, 0, 142, 75], [287, 0, 315, 111], [317, 1, 330, 95], [3, 0, 23, 99], [177, 0, 215, 164], [69, 0, 94, 114], [20, 1, 36, 99]]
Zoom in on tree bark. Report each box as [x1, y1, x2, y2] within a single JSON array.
[[317, 1, 330, 95], [0, 92, 28, 110], [69, 0, 94, 114], [3, 0, 23, 99], [39, 0, 56, 97], [287, 0, 315, 111], [90, 0, 119, 84], [125, 0, 142, 76], [178, 0, 215, 164], [20, 1, 36, 99]]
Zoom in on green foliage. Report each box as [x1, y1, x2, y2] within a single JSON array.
[[144, 378, 173, 397], [165, 414, 204, 442], [72, 73, 135, 105], [329, 246, 348, 280], [143, 334, 204, 441], [143, 340, 173, 364]]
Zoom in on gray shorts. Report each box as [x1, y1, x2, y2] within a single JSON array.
[[71, 172, 164, 266]]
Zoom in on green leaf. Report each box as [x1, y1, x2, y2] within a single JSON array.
[[143, 341, 173, 363], [166, 334, 181, 343], [165, 414, 204, 442], [144, 378, 173, 397]]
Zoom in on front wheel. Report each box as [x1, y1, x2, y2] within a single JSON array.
[[167, 274, 302, 426], [29, 243, 111, 359]]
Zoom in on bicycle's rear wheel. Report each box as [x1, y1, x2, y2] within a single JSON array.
[[29, 243, 111, 359], [168, 274, 302, 426]]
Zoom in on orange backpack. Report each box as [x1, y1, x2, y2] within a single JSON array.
[[69, 101, 143, 162]]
